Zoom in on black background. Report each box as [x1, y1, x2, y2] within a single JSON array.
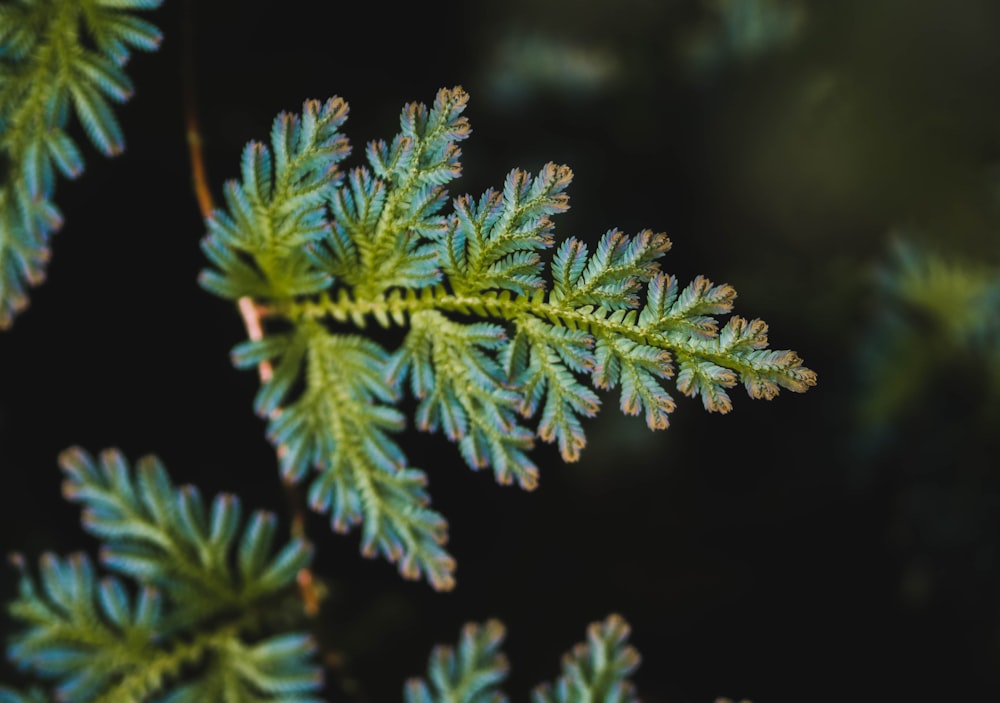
[[2, 0, 1000, 701]]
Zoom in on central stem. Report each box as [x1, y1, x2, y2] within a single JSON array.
[[278, 286, 740, 371]]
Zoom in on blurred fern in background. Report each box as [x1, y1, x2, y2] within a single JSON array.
[[2, 447, 319, 701], [0, 0, 162, 328]]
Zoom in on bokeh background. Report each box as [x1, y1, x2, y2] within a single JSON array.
[[2, 0, 1000, 700]]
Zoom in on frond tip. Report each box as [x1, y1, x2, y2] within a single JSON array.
[[4, 447, 324, 701], [405, 619, 510, 703], [532, 614, 641, 703], [405, 614, 641, 703], [58, 446, 313, 605]]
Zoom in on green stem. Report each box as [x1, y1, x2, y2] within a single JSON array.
[[94, 621, 244, 703], [281, 286, 748, 372]]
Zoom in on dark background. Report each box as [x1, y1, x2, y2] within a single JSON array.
[[2, 0, 1000, 700]]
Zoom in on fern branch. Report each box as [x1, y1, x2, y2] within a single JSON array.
[[388, 310, 538, 489], [405, 620, 509, 703], [531, 614, 640, 703], [6, 552, 320, 702], [199, 94, 351, 301], [405, 614, 640, 703], [286, 278, 814, 418], [6, 552, 163, 701], [0, 0, 162, 328], [200, 86, 817, 589], [58, 446, 313, 621], [234, 320, 456, 590], [5, 448, 324, 701], [349, 86, 469, 299]]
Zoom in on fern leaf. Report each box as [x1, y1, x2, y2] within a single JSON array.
[[443, 163, 571, 296], [551, 229, 670, 310], [640, 272, 737, 338], [199, 96, 350, 300], [504, 316, 599, 461], [44, 128, 85, 180], [318, 87, 470, 298], [405, 620, 509, 703], [321, 167, 386, 284], [231, 327, 311, 419], [233, 633, 324, 695], [593, 336, 676, 429], [0, 0, 162, 328], [390, 311, 539, 489], [6, 552, 163, 702], [255, 322, 457, 589], [675, 316, 814, 409], [675, 357, 738, 413], [6, 550, 323, 703], [58, 446, 313, 616], [380, 85, 470, 189], [72, 51, 133, 104], [88, 12, 162, 60], [407, 615, 641, 703], [531, 614, 640, 703], [200, 86, 817, 590], [6, 448, 323, 702]]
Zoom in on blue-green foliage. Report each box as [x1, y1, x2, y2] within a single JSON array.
[[405, 614, 639, 703], [530, 615, 639, 703], [0, 0, 163, 329], [404, 619, 508, 703], [2, 447, 322, 702], [200, 86, 817, 590]]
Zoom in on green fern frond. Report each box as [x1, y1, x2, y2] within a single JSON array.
[[3, 447, 324, 701], [59, 446, 313, 618], [389, 310, 538, 489], [405, 614, 639, 703], [200, 86, 817, 589], [199, 94, 351, 301], [0, 0, 163, 329], [322, 87, 469, 298], [6, 552, 164, 702], [405, 619, 509, 703], [233, 319, 456, 590], [441, 163, 570, 297], [531, 614, 640, 703]]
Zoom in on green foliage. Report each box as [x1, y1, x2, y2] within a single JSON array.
[[2, 447, 321, 702], [856, 233, 1000, 433], [530, 615, 639, 703], [404, 619, 509, 703], [0, 448, 650, 703], [0, 0, 163, 329], [405, 614, 639, 703], [200, 85, 818, 590], [1, 13, 819, 700]]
